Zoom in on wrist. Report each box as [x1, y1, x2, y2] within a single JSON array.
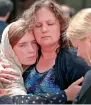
[[64, 89, 70, 101]]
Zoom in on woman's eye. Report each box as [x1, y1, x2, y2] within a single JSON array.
[[48, 22, 54, 26], [19, 45, 25, 47], [19, 44, 27, 47], [35, 24, 42, 28]]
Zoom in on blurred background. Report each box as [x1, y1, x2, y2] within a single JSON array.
[[9, 0, 91, 23]]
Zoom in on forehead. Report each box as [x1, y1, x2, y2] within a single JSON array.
[[35, 7, 57, 21], [18, 31, 35, 43]]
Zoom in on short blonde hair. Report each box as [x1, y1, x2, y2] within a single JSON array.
[[67, 8, 91, 40]]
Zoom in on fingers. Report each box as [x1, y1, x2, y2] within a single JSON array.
[[0, 62, 11, 69], [0, 78, 12, 84], [78, 86, 82, 90], [2, 63, 11, 68], [0, 57, 3, 62], [0, 89, 8, 96], [0, 70, 20, 76], [0, 61, 20, 84], [0, 68, 20, 84], [0, 74, 18, 81], [73, 77, 84, 85]]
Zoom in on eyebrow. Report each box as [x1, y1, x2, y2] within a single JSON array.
[[36, 19, 56, 23], [18, 42, 27, 45], [18, 40, 36, 45]]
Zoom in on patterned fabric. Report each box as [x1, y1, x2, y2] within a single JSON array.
[[24, 67, 60, 94], [0, 91, 67, 104]]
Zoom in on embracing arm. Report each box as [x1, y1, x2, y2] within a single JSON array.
[[0, 91, 66, 104], [0, 77, 83, 104], [0, 61, 27, 96]]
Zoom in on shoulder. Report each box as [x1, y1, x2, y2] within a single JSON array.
[[58, 47, 89, 66], [57, 47, 77, 62], [58, 47, 77, 56], [56, 47, 91, 80]]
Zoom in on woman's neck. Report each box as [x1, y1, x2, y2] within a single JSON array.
[[40, 43, 59, 60]]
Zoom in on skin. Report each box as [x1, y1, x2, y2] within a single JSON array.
[[70, 35, 91, 66], [33, 7, 60, 50], [0, 30, 38, 83], [33, 7, 83, 101], [13, 30, 38, 66], [33, 7, 61, 73], [0, 7, 84, 101]]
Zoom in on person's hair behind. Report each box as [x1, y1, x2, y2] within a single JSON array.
[[0, 0, 13, 16], [21, 0, 69, 49], [61, 4, 75, 18], [67, 8, 91, 40], [8, 19, 30, 48]]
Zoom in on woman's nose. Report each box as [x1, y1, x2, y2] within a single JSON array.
[[28, 45, 35, 53], [42, 24, 48, 33]]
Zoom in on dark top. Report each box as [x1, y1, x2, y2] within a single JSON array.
[[55, 48, 90, 89], [73, 70, 91, 104], [0, 20, 8, 42], [0, 48, 90, 104]]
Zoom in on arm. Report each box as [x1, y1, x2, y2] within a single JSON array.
[[66, 48, 90, 85], [0, 67, 84, 104], [0, 77, 84, 104], [0, 61, 27, 96], [0, 91, 67, 104], [73, 70, 91, 104]]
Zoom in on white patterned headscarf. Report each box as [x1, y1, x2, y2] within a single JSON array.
[[0, 21, 27, 96]]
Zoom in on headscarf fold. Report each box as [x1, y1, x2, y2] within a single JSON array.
[[0, 22, 27, 96]]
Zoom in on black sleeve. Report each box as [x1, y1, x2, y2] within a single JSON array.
[[73, 70, 91, 104], [0, 91, 67, 104], [55, 48, 91, 90], [65, 48, 91, 86]]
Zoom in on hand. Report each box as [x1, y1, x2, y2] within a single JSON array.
[[65, 77, 84, 101], [0, 62, 20, 84], [0, 88, 8, 96]]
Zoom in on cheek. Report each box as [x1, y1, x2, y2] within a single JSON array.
[[16, 51, 28, 65], [34, 46, 38, 55], [33, 29, 41, 41], [50, 26, 60, 40], [17, 54, 24, 61], [79, 44, 88, 58], [56, 28, 60, 38], [15, 51, 24, 60], [87, 44, 91, 56], [33, 27, 40, 35], [53, 28, 60, 36], [13, 48, 25, 62]]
